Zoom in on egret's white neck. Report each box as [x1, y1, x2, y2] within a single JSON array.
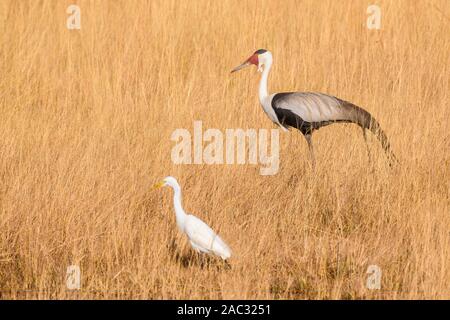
[[258, 58, 272, 104], [168, 182, 187, 231]]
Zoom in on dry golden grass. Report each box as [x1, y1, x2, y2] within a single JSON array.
[[0, 0, 449, 299]]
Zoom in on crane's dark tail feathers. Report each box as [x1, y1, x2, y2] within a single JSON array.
[[343, 102, 398, 166]]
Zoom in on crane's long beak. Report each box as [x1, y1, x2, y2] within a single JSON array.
[[231, 61, 251, 73], [153, 181, 164, 189]]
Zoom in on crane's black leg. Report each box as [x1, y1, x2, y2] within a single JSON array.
[[362, 128, 372, 163], [305, 133, 315, 168]]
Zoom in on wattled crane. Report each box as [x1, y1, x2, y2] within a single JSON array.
[[231, 49, 397, 166]]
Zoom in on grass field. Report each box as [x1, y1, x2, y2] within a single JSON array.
[[0, 0, 449, 299]]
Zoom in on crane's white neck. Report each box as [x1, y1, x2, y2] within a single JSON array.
[[166, 180, 187, 231], [258, 55, 272, 104]]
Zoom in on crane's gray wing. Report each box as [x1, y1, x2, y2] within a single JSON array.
[[272, 92, 372, 123], [271, 92, 372, 133], [271, 92, 397, 163]]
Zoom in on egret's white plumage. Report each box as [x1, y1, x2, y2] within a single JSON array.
[[154, 176, 231, 260]]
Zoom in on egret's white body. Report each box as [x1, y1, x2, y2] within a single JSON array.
[[155, 176, 231, 260]]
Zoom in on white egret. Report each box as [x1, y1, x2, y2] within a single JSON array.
[[153, 176, 232, 260]]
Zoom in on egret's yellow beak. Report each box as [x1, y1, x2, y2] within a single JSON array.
[[153, 181, 165, 189]]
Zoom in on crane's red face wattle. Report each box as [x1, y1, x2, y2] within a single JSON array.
[[231, 49, 268, 73], [247, 54, 259, 66]]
